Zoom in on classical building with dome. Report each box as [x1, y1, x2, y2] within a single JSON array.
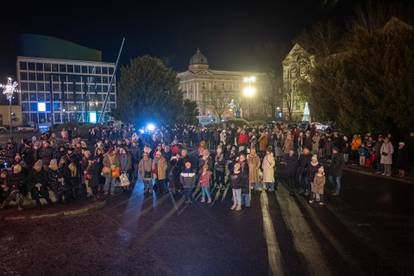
[[178, 49, 272, 124]]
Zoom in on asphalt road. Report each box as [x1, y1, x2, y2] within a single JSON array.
[[0, 181, 357, 276], [1, 171, 412, 276]]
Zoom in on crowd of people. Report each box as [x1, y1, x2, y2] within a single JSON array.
[[0, 122, 413, 212]]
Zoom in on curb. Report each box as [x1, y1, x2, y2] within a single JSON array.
[[1, 200, 106, 221], [343, 166, 414, 184]]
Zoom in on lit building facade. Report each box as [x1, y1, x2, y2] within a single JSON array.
[[16, 34, 116, 126], [282, 43, 314, 121], [178, 49, 272, 124]]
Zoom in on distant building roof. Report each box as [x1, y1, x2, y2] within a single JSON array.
[[189, 48, 208, 65], [18, 34, 102, 62]]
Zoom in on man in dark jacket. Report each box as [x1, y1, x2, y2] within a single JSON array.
[[329, 147, 344, 196], [28, 160, 52, 207], [38, 140, 55, 169], [284, 150, 298, 195], [297, 147, 311, 194]]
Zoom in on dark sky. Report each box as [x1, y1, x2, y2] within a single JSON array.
[[0, 0, 411, 78]]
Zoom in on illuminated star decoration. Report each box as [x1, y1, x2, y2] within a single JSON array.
[[0, 77, 19, 101]]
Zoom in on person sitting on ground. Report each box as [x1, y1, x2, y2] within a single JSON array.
[[1, 169, 25, 211], [28, 160, 52, 208]]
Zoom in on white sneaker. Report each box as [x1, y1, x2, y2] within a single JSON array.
[[309, 200, 314, 204], [235, 205, 242, 211], [230, 204, 236, 210], [200, 198, 205, 203], [207, 198, 212, 204]]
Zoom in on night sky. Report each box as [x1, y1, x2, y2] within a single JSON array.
[[0, 0, 411, 79]]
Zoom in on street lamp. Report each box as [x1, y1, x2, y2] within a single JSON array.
[[242, 76, 256, 118], [0, 77, 19, 138]]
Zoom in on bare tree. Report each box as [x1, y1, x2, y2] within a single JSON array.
[[203, 89, 232, 122]]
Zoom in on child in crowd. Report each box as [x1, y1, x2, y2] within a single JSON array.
[[180, 161, 196, 204], [310, 166, 326, 206], [230, 162, 242, 211], [199, 165, 212, 203], [358, 144, 368, 167]]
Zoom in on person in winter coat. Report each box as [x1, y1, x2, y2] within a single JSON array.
[[38, 140, 55, 169], [86, 157, 102, 199], [102, 149, 120, 195], [1, 168, 25, 211], [358, 144, 368, 167], [139, 153, 153, 195], [262, 147, 276, 192], [307, 155, 321, 196], [28, 160, 52, 207], [258, 131, 269, 156], [10, 163, 28, 197], [64, 162, 81, 200], [247, 148, 261, 191], [380, 137, 394, 177], [180, 161, 196, 203], [284, 150, 298, 194], [153, 151, 168, 194], [309, 166, 326, 205], [312, 133, 320, 155], [199, 165, 212, 203], [396, 142, 408, 177], [238, 153, 250, 207], [48, 159, 65, 203], [283, 131, 294, 154], [230, 162, 243, 211], [168, 157, 180, 194], [214, 146, 226, 189], [297, 147, 311, 194], [329, 147, 344, 196]]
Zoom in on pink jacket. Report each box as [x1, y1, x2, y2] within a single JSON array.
[[199, 171, 212, 187]]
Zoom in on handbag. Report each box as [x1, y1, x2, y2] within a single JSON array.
[[111, 167, 120, 178], [102, 166, 111, 175], [119, 173, 130, 187], [144, 171, 152, 179]]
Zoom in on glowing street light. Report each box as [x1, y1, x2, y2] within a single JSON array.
[[243, 86, 256, 97], [0, 77, 19, 138], [241, 76, 256, 118]]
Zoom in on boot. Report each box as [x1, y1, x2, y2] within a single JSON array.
[[230, 202, 236, 210], [235, 204, 242, 211]]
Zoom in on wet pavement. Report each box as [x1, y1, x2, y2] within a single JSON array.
[[0, 172, 413, 276]]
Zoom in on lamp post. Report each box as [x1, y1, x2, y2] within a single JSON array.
[[0, 77, 19, 138], [242, 76, 256, 119]]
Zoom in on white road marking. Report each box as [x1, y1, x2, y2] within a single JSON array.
[[260, 191, 285, 276], [277, 185, 331, 276]]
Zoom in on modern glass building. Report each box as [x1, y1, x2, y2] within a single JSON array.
[[16, 34, 116, 126]]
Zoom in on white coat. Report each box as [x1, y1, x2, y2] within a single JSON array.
[[262, 153, 275, 183]]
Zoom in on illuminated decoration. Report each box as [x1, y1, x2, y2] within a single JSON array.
[[302, 102, 311, 122], [37, 102, 46, 112], [88, 111, 97, 123], [146, 123, 156, 132], [0, 77, 20, 138]]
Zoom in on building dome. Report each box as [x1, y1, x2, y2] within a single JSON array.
[[189, 48, 208, 65]]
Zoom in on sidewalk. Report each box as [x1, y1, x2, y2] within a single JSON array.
[[0, 199, 106, 221]]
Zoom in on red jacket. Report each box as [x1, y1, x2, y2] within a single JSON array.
[[238, 133, 249, 145]]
